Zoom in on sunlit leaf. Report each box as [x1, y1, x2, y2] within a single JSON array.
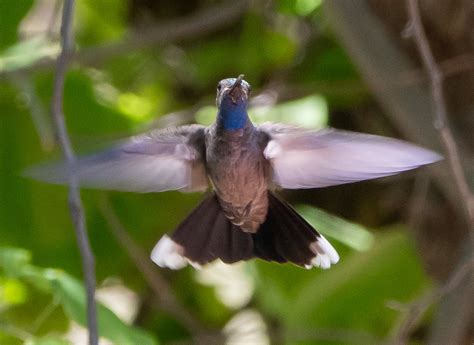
[[196, 96, 328, 129], [277, 0, 323, 16], [117, 92, 154, 122], [250, 95, 328, 128], [195, 105, 216, 126], [297, 205, 374, 251], [27, 336, 70, 345], [36, 71, 133, 136], [0, 248, 158, 345], [0, 36, 58, 73], [0, 278, 28, 305], [46, 270, 157, 345], [0, 247, 31, 277]]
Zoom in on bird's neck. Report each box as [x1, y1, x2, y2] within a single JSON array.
[[217, 101, 249, 131]]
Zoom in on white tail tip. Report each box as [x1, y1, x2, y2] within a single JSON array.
[[306, 235, 340, 270], [151, 235, 188, 270]]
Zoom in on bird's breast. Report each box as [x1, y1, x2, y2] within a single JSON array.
[[205, 128, 270, 232]]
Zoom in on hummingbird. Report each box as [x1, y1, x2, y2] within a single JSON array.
[[29, 75, 442, 270]]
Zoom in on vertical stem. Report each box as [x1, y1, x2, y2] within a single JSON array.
[[50, 1, 98, 344], [406, 1, 474, 344], [406, 0, 473, 232]]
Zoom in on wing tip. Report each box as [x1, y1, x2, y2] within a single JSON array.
[[22, 163, 68, 184], [422, 150, 444, 165]]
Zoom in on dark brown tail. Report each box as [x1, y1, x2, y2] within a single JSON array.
[[151, 192, 339, 269]]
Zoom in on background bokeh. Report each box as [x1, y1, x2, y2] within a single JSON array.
[[1, 1, 473, 344]]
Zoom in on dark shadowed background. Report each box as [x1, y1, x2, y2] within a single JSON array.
[[0, 0, 472, 344]]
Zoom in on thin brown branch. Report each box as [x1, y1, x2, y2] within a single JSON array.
[[406, 0, 474, 232], [1, 0, 248, 78], [387, 258, 474, 345], [390, 2, 474, 343], [397, 54, 474, 87], [98, 195, 208, 336], [50, 1, 98, 344]]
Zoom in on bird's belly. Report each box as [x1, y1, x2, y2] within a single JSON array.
[[208, 153, 269, 232]]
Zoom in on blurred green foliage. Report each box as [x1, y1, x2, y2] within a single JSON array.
[[0, 248, 156, 345], [0, 1, 433, 344]]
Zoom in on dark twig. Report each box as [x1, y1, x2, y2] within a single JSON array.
[[51, 1, 98, 344], [387, 2, 474, 344], [0, 0, 248, 78], [407, 0, 473, 232], [397, 54, 474, 87], [98, 195, 207, 336], [386, 258, 474, 345]]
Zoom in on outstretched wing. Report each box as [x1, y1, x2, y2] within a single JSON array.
[[258, 123, 442, 189], [27, 125, 208, 193]]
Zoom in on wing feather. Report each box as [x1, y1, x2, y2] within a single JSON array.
[[27, 125, 208, 193], [258, 123, 442, 189]]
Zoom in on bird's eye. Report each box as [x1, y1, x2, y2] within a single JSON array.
[[217, 84, 222, 91]]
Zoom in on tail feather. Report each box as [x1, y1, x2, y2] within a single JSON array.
[[151, 192, 339, 269], [252, 223, 286, 263], [263, 192, 316, 265]]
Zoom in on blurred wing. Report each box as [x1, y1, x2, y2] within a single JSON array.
[[259, 123, 442, 189], [27, 125, 209, 193]]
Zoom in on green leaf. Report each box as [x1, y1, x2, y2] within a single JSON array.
[[45, 270, 157, 345], [277, 0, 323, 16], [297, 205, 374, 251], [0, 247, 31, 277], [196, 95, 328, 129], [0, 0, 34, 50], [0, 278, 28, 305], [262, 30, 297, 68], [250, 95, 328, 128], [0, 36, 58, 73], [238, 13, 297, 76], [0, 248, 158, 345], [76, 0, 126, 46], [195, 106, 216, 126], [254, 229, 431, 340], [26, 336, 71, 345], [34, 71, 133, 137]]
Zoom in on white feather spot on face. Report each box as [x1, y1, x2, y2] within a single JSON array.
[[150, 235, 188, 269], [263, 140, 282, 159]]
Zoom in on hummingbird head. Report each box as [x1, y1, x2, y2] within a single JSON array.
[[216, 75, 251, 108]]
